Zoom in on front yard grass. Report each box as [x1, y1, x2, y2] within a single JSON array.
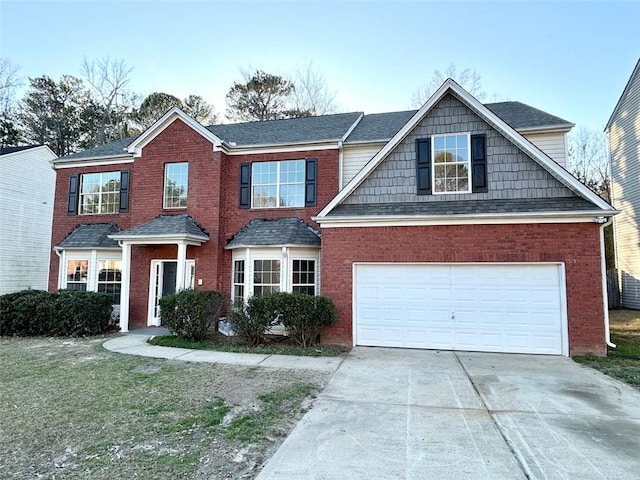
[[573, 309, 640, 388], [149, 332, 350, 357], [0, 336, 329, 479]]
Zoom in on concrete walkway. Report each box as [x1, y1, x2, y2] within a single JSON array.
[[102, 329, 343, 372], [257, 347, 640, 480]]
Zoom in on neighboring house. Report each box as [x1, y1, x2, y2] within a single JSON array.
[[607, 58, 640, 309], [49, 79, 615, 356], [0, 145, 57, 294]]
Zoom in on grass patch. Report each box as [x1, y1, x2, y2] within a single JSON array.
[[149, 333, 350, 357], [224, 383, 316, 443], [573, 309, 640, 388], [0, 336, 327, 479]]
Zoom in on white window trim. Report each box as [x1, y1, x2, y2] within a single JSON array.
[[251, 159, 306, 209], [431, 133, 471, 195], [163, 162, 189, 210], [231, 247, 320, 303], [60, 250, 122, 303], [79, 171, 121, 215]]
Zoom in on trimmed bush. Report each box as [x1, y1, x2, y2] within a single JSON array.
[[228, 293, 338, 347], [227, 296, 279, 347], [0, 289, 113, 337], [274, 293, 338, 347], [160, 289, 224, 341], [53, 290, 113, 336]]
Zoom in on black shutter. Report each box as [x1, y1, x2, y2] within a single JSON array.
[[119, 170, 130, 212], [305, 158, 317, 207], [68, 174, 78, 214], [239, 163, 251, 208], [471, 134, 488, 193], [416, 139, 431, 195]]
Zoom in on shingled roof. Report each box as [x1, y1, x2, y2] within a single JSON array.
[[226, 218, 321, 249], [484, 102, 573, 130], [57, 223, 121, 249], [110, 214, 209, 240]]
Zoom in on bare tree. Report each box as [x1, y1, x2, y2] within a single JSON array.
[[411, 64, 486, 107], [290, 63, 338, 116], [0, 58, 23, 146], [81, 57, 135, 143], [568, 126, 610, 201]]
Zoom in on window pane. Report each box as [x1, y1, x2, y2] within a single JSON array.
[[292, 259, 315, 296], [164, 162, 188, 208], [97, 259, 122, 304], [79, 172, 121, 215]]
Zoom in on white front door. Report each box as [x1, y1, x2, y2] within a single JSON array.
[[148, 259, 195, 326], [354, 263, 567, 355]]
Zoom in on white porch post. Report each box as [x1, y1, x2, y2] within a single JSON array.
[[119, 242, 131, 332], [176, 242, 187, 292]]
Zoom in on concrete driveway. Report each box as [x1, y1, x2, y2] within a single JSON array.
[[257, 347, 640, 480]]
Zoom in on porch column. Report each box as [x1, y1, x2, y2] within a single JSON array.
[[176, 242, 187, 291], [119, 242, 131, 332]]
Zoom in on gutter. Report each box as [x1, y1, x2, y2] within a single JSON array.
[[599, 216, 616, 349]]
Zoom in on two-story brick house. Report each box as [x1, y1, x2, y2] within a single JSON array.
[[50, 79, 616, 356]]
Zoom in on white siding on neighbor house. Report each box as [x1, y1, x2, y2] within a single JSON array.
[[342, 143, 384, 188], [522, 131, 568, 168], [610, 66, 640, 309], [0, 147, 57, 294]]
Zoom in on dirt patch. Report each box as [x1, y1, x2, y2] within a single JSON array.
[[0, 336, 330, 479]]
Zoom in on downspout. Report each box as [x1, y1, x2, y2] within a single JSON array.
[[598, 217, 616, 348], [338, 141, 344, 191]]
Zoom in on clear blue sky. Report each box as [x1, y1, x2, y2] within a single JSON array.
[[1, 1, 638, 131]]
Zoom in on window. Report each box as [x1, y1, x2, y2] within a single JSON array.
[[80, 172, 121, 214], [233, 260, 245, 304], [97, 260, 122, 304], [432, 134, 470, 194], [164, 162, 188, 208], [66, 260, 88, 291], [292, 260, 316, 295], [253, 260, 281, 296], [252, 160, 305, 208]]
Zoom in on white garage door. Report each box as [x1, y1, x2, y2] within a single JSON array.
[[354, 263, 566, 355]]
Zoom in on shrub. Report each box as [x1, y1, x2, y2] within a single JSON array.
[[53, 290, 113, 336], [228, 292, 338, 347], [227, 295, 279, 346], [275, 293, 338, 347], [0, 289, 113, 337], [160, 289, 224, 341], [0, 290, 56, 336]]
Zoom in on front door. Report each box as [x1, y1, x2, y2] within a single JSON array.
[[148, 259, 195, 326]]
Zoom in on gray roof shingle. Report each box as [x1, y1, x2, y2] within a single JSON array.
[[55, 101, 572, 161], [207, 112, 362, 146], [111, 214, 209, 239], [0, 145, 43, 156], [226, 218, 321, 249], [484, 102, 573, 130], [327, 197, 600, 217], [57, 223, 121, 249]]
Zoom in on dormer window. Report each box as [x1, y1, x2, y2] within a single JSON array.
[[432, 134, 471, 194]]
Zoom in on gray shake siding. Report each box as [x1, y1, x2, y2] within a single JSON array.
[[344, 94, 575, 205]]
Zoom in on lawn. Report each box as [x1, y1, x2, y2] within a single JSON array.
[[573, 309, 640, 388], [149, 332, 350, 357], [0, 336, 329, 479]]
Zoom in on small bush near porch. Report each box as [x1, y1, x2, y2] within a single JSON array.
[[159, 289, 224, 341]]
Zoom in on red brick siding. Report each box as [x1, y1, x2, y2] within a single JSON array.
[[320, 223, 606, 356]]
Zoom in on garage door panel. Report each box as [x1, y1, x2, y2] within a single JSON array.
[[355, 264, 565, 355]]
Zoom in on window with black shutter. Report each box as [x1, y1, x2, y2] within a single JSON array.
[[416, 139, 432, 195], [471, 134, 488, 193]]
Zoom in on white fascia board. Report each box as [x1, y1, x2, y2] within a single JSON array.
[[126, 107, 223, 157], [343, 140, 387, 147], [314, 210, 618, 228], [517, 124, 575, 134], [52, 155, 134, 169], [317, 78, 612, 218], [220, 141, 340, 155], [108, 233, 209, 245]]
